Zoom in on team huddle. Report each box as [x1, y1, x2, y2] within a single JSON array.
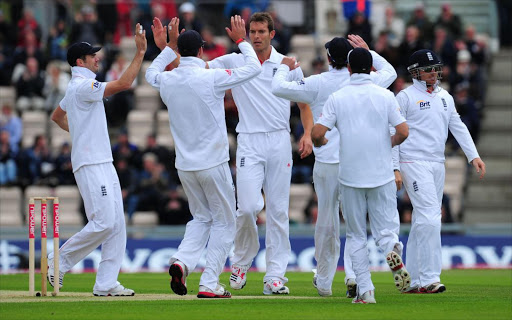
[[48, 12, 486, 302]]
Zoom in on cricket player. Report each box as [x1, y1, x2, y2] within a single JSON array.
[[397, 49, 486, 293], [271, 34, 397, 297], [145, 16, 261, 298], [207, 12, 314, 295], [49, 24, 147, 296], [311, 48, 410, 304]]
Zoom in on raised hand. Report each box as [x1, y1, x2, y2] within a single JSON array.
[[280, 56, 300, 70], [167, 17, 180, 50], [134, 23, 147, 54], [347, 34, 369, 50], [151, 17, 167, 51], [225, 15, 246, 43]]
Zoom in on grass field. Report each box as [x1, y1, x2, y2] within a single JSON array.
[[1, 269, 511, 320]]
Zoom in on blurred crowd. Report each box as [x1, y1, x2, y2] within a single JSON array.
[[0, 0, 501, 225]]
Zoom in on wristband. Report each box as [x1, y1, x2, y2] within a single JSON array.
[[236, 38, 245, 45]]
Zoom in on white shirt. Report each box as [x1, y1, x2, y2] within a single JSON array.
[[271, 50, 397, 163], [318, 73, 405, 188], [145, 43, 261, 171], [59, 67, 111, 173], [208, 46, 303, 133], [396, 79, 480, 163]]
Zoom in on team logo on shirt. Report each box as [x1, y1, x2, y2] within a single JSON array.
[[441, 98, 447, 111], [273, 67, 278, 76], [240, 157, 245, 167], [416, 100, 431, 110], [101, 185, 107, 196], [296, 79, 305, 85], [225, 69, 232, 76], [92, 81, 101, 90], [413, 181, 419, 192]]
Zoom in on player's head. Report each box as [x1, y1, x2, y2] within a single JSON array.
[[249, 12, 275, 52], [67, 42, 101, 71], [177, 30, 205, 57], [407, 49, 443, 89], [347, 48, 372, 75], [324, 37, 353, 70]]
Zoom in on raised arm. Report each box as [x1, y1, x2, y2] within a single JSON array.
[[271, 58, 317, 104], [104, 23, 147, 97]]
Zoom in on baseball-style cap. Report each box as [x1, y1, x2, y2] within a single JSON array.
[[177, 30, 205, 56], [348, 47, 373, 73], [324, 37, 353, 64], [67, 42, 101, 66]]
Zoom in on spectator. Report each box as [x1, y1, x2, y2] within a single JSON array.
[[464, 25, 486, 66], [53, 141, 74, 185], [158, 187, 191, 225], [46, 19, 68, 62], [139, 133, 176, 179], [0, 104, 22, 154], [96, 0, 118, 44], [178, 2, 203, 33], [407, 2, 434, 45], [435, 3, 462, 39], [373, 6, 404, 48], [201, 26, 226, 61], [114, 0, 135, 45], [114, 156, 138, 220], [104, 54, 136, 127], [0, 129, 17, 185], [345, 11, 373, 46], [448, 82, 480, 149], [19, 134, 54, 185], [0, 8, 16, 48], [112, 129, 140, 168], [15, 57, 46, 111], [16, 7, 42, 47], [223, 0, 269, 18], [374, 31, 400, 69], [141, 2, 171, 60], [397, 25, 424, 75], [43, 61, 70, 112], [431, 27, 457, 72], [12, 30, 46, 70], [303, 189, 319, 224], [268, 5, 292, 54], [69, 5, 103, 45]]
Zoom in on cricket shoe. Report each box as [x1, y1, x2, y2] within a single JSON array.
[[312, 270, 331, 296], [47, 254, 64, 289], [230, 264, 250, 290], [312, 269, 317, 288], [169, 260, 188, 295], [420, 282, 446, 294], [93, 284, 135, 296], [197, 284, 232, 298], [263, 279, 289, 295], [345, 278, 357, 298], [352, 290, 376, 304], [402, 286, 423, 294], [386, 251, 411, 292]]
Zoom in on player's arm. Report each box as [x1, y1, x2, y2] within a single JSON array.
[[213, 16, 261, 91], [152, 17, 181, 68], [392, 122, 408, 147], [104, 23, 147, 97], [447, 96, 485, 179], [389, 94, 408, 147], [297, 102, 313, 158], [51, 106, 69, 132], [389, 125, 402, 190], [311, 124, 329, 147], [312, 95, 337, 147], [271, 58, 317, 104]]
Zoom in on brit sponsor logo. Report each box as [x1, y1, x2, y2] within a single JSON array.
[[416, 100, 431, 110]]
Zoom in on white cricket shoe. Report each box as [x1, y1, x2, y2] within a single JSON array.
[[312, 269, 317, 288], [197, 284, 232, 298], [420, 282, 446, 294], [93, 284, 135, 296], [169, 260, 188, 295], [263, 279, 289, 295], [230, 264, 250, 290], [352, 290, 376, 304], [345, 278, 357, 298], [47, 255, 64, 289], [312, 269, 331, 296], [386, 251, 411, 292]]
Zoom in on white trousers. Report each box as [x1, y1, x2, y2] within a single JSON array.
[[313, 162, 355, 291], [339, 181, 402, 295], [171, 163, 236, 290], [401, 160, 445, 287], [57, 162, 126, 292], [232, 130, 292, 283]]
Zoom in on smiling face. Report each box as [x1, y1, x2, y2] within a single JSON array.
[[79, 53, 100, 73], [249, 21, 275, 54]]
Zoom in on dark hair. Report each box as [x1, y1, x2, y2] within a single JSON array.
[[249, 12, 274, 32], [329, 58, 347, 70]]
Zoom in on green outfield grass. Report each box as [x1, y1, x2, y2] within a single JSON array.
[[1, 269, 511, 320]]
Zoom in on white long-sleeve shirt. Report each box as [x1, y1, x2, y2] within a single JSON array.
[[145, 43, 261, 171], [208, 46, 303, 133], [271, 50, 397, 163], [395, 79, 479, 164], [317, 73, 405, 188]]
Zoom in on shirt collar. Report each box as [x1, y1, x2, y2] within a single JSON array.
[[71, 66, 97, 79], [179, 57, 206, 68], [265, 46, 281, 64], [349, 73, 372, 84]]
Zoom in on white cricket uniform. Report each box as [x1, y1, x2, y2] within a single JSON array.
[[317, 73, 406, 296], [56, 66, 125, 292], [396, 79, 479, 288], [209, 46, 303, 283], [271, 51, 397, 291], [145, 43, 261, 290]]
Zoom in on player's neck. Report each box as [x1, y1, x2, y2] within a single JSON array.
[[256, 46, 272, 64]]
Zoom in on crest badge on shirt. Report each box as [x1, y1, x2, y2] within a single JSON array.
[[272, 67, 277, 77], [92, 81, 101, 90], [441, 98, 447, 111]]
